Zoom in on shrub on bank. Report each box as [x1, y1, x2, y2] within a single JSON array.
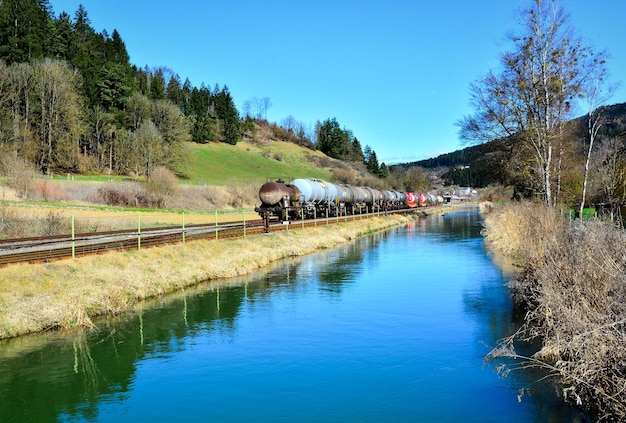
[[482, 203, 626, 421]]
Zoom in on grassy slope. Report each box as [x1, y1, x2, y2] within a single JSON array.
[[182, 140, 334, 185]]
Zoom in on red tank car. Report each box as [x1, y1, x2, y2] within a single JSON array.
[[406, 192, 417, 208], [418, 193, 428, 207]]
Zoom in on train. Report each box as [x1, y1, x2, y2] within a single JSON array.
[[254, 178, 443, 229]]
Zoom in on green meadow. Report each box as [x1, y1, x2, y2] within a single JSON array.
[[182, 140, 334, 185]]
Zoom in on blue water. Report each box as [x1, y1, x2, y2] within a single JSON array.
[[0, 206, 583, 422]]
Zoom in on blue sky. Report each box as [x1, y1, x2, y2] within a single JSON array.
[[49, 1, 626, 164]]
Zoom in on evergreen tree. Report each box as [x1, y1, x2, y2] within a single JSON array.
[[363, 145, 380, 175], [317, 117, 351, 160], [149, 67, 165, 100], [107, 29, 129, 64], [367, 150, 379, 175], [180, 78, 193, 115], [68, 5, 103, 106], [379, 162, 389, 179], [213, 86, 240, 145], [0, 0, 51, 63], [351, 137, 364, 162], [130, 66, 147, 96], [96, 62, 131, 112], [189, 84, 213, 142], [50, 11, 72, 60], [165, 74, 182, 108]]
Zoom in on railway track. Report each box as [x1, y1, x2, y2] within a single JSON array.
[[0, 208, 415, 266]]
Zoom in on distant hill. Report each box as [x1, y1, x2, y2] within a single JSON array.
[[394, 102, 626, 189]]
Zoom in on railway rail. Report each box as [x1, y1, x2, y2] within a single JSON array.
[[0, 208, 415, 266]]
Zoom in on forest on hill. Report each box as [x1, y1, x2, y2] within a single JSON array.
[[0, 0, 395, 189], [0, 1, 244, 179]]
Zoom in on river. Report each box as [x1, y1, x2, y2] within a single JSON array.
[[0, 205, 584, 422]]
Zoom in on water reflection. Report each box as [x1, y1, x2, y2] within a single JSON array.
[[408, 204, 484, 240], [0, 206, 581, 422], [0, 232, 390, 423]]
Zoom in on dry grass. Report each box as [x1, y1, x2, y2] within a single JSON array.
[[483, 202, 626, 421], [0, 203, 261, 239], [0, 214, 415, 340], [481, 201, 567, 264]]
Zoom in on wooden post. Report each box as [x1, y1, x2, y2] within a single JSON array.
[[137, 213, 141, 251], [182, 212, 185, 244], [71, 215, 75, 259]]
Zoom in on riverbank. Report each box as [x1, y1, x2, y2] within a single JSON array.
[[0, 210, 445, 340], [481, 202, 626, 422]]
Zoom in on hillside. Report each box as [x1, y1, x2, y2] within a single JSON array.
[[183, 139, 333, 186], [0, 120, 382, 215], [396, 102, 626, 192]]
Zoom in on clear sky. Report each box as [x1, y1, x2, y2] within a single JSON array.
[[48, 0, 626, 164]]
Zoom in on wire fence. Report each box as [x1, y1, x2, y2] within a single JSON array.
[[0, 208, 260, 240]]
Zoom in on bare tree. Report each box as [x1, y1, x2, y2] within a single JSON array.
[[135, 120, 164, 181], [458, 0, 603, 206], [579, 64, 613, 217], [241, 99, 252, 118], [595, 133, 626, 220], [281, 115, 296, 132], [260, 96, 272, 120], [33, 58, 84, 173], [87, 105, 115, 171], [150, 98, 190, 168], [125, 92, 151, 131]]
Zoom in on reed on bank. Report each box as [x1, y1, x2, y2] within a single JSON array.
[[482, 202, 626, 422], [0, 214, 417, 340]]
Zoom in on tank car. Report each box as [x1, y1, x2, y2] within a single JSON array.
[[406, 192, 417, 208], [418, 193, 428, 207], [255, 179, 302, 226], [255, 178, 426, 232]]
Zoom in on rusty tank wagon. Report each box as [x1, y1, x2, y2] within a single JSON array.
[[255, 178, 434, 232]]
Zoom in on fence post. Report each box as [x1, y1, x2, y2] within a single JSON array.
[[301, 208, 304, 230], [182, 212, 185, 244], [314, 208, 317, 227], [137, 213, 141, 251], [71, 215, 75, 259], [215, 210, 218, 240], [243, 210, 246, 239]]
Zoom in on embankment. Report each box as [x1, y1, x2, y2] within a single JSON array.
[[0, 210, 440, 340], [481, 202, 626, 421]]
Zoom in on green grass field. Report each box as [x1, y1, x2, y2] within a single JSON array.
[[181, 140, 334, 185]]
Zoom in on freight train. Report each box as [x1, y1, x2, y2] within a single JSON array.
[[255, 178, 442, 229]]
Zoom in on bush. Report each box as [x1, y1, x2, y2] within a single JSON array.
[[332, 167, 357, 185], [484, 203, 626, 421], [94, 185, 163, 208], [146, 166, 178, 199], [0, 150, 39, 199], [34, 181, 70, 201]]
